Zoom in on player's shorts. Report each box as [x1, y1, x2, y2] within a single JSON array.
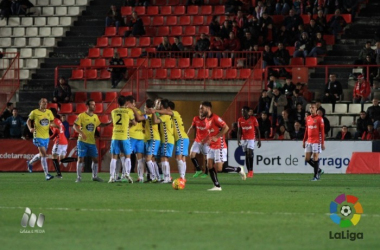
[[33, 138, 49, 149], [110, 139, 132, 155], [145, 140, 160, 156], [240, 139, 255, 152], [130, 138, 145, 154], [52, 143, 68, 156], [77, 141, 98, 158], [175, 138, 189, 156], [207, 148, 227, 163], [190, 141, 210, 155], [160, 142, 174, 158], [304, 142, 322, 154]]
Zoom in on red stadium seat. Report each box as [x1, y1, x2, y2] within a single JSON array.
[[179, 16, 191, 25], [104, 92, 118, 102], [214, 6, 225, 15], [197, 69, 209, 79], [211, 69, 223, 79], [94, 59, 106, 67], [171, 26, 183, 36], [60, 103, 73, 113], [101, 126, 113, 138], [120, 91, 132, 96], [187, 6, 199, 15], [123, 58, 134, 67], [178, 58, 190, 68], [67, 115, 77, 126], [198, 26, 209, 34], [139, 69, 153, 79], [206, 58, 218, 68], [161, 6, 172, 15], [173, 6, 185, 15], [85, 69, 97, 79], [166, 16, 177, 26], [71, 69, 83, 79], [239, 69, 252, 79], [184, 26, 196, 36], [98, 115, 109, 124], [105, 103, 118, 114], [134, 6, 146, 15], [96, 37, 108, 47], [184, 69, 195, 79], [136, 58, 148, 67], [158, 26, 170, 36], [192, 16, 204, 25], [167, 0, 179, 5], [147, 6, 159, 15], [47, 103, 58, 110], [170, 69, 182, 79], [150, 58, 162, 68], [155, 0, 167, 5], [141, 16, 151, 26], [139, 37, 151, 47], [124, 37, 137, 47], [323, 34, 335, 45], [201, 5, 212, 15], [102, 48, 114, 58], [94, 103, 103, 114], [286, 46, 295, 56], [74, 92, 87, 103], [300, 14, 311, 24], [90, 92, 102, 102], [225, 69, 237, 79], [164, 58, 176, 68], [155, 69, 167, 79], [118, 27, 129, 36], [88, 48, 100, 58], [182, 36, 193, 46], [220, 58, 232, 68], [272, 15, 284, 25], [305, 57, 318, 66], [219, 15, 226, 24], [76, 103, 87, 113], [290, 57, 304, 65], [117, 48, 128, 57], [80, 59, 92, 67], [121, 6, 132, 16], [192, 58, 204, 68], [152, 16, 164, 26], [104, 27, 116, 36], [110, 37, 122, 47], [98, 69, 111, 79], [326, 14, 351, 23]]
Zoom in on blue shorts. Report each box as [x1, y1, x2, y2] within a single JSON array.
[[130, 138, 145, 154], [110, 139, 132, 155], [77, 141, 98, 158], [33, 138, 49, 149], [160, 142, 174, 158], [145, 140, 160, 156], [175, 138, 189, 156]]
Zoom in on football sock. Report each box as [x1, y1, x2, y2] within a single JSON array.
[[147, 160, 156, 180], [191, 157, 201, 171], [246, 153, 254, 172], [110, 159, 117, 178], [137, 159, 145, 180], [115, 159, 121, 179], [92, 162, 98, 178], [177, 159, 185, 179], [52, 159, 61, 175], [125, 158, 131, 176], [223, 166, 241, 173], [120, 156, 126, 176], [41, 157, 48, 175], [153, 161, 160, 180], [307, 159, 315, 168], [314, 160, 320, 177], [204, 160, 208, 175], [183, 161, 187, 178], [76, 162, 83, 178], [209, 168, 220, 187], [29, 154, 40, 164]]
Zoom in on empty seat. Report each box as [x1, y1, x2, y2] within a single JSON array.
[[71, 69, 84, 79], [192, 58, 204, 68], [124, 37, 137, 47], [47, 103, 58, 110], [348, 104, 362, 114], [179, 16, 191, 25], [158, 26, 170, 36], [94, 58, 106, 67], [185, 26, 196, 35], [184, 69, 195, 79], [117, 48, 128, 57], [206, 58, 218, 68], [47, 17, 59, 26], [39, 27, 51, 36], [141, 16, 151, 26], [170, 69, 182, 79], [150, 58, 162, 68], [326, 115, 339, 126], [60, 103, 73, 114], [134, 6, 146, 15], [21, 17, 33, 26], [334, 104, 348, 114], [239, 69, 252, 79], [0, 38, 11, 47], [214, 6, 225, 15], [341, 116, 354, 126], [123, 58, 134, 67], [94, 103, 103, 114], [105, 103, 118, 114], [25, 59, 38, 68], [85, 69, 98, 79], [52, 27, 64, 36], [161, 6, 172, 15], [55, 6, 67, 15], [50, 0, 62, 6], [173, 6, 185, 15], [139, 37, 151, 47], [225, 69, 237, 79], [305, 57, 318, 66], [152, 16, 164, 26], [105, 27, 117, 36], [192, 16, 204, 25], [130, 48, 142, 58], [13, 27, 26, 37], [187, 6, 199, 15], [42, 7, 54, 15], [34, 48, 47, 58], [171, 26, 182, 36], [290, 57, 304, 66], [104, 92, 118, 102], [68, 6, 80, 15], [197, 69, 209, 79], [76, 103, 87, 113], [182, 36, 193, 46], [98, 69, 111, 79], [110, 37, 122, 47], [101, 126, 113, 138], [97, 37, 109, 47], [80, 59, 92, 67], [75, 92, 87, 103], [323, 104, 333, 114], [155, 69, 167, 79], [147, 6, 159, 15], [88, 48, 100, 58], [98, 115, 110, 124], [67, 115, 77, 126], [0, 28, 12, 37], [166, 16, 177, 26], [201, 5, 212, 15], [20, 70, 30, 79], [29, 37, 41, 46], [220, 58, 232, 68], [212, 69, 223, 79], [14, 38, 26, 47], [8, 17, 20, 26], [136, 58, 148, 67], [178, 58, 190, 68], [121, 6, 132, 16], [153, 37, 163, 46], [60, 17, 72, 26], [102, 48, 114, 58]]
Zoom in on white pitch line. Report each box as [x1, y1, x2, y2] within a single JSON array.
[[0, 206, 379, 217]]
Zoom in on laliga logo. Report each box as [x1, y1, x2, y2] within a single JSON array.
[[21, 207, 45, 228]]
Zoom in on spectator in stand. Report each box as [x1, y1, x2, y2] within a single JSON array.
[[315, 9, 327, 33], [248, 108, 254, 116], [124, 0, 149, 7], [275, 25, 291, 46], [294, 24, 306, 41], [273, 42, 290, 76], [195, 33, 210, 57], [224, 32, 241, 58], [225, 0, 242, 15], [362, 55, 377, 87], [282, 77, 295, 96], [263, 44, 275, 68], [308, 32, 326, 57], [305, 19, 322, 39], [186, 0, 203, 6], [268, 88, 287, 128], [231, 20, 243, 41], [283, 9, 304, 37], [315, 99, 326, 115], [317, 109, 330, 136], [220, 20, 232, 40], [247, 15, 261, 41], [274, 125, 291, 139], [275, 0, 292, 15], [209, 16, 220, 36], [362, 124, 379, 140], [0, 108, 25, 138], [106, 5, 123, 33], [292, 103, 305, 126], [295, 82, 306, 96], [328, 9, 346, 38], [12, 0, 34, 16], [278, 109, 294, 133], [0, 0, 12, 20], [258, 111, 271, 139], [294, 32, 312, 58], [304, 110, 311, 126], [323, 0, 342, 15], [209, 34, 225, 59], [303, 0, 314, 15], [375, 41, 380, 79], [124, 11, 145, 38], [322, 74, 342, 105], [291, 121, 304, 140], [157, 36, 172, 56], [0, 102, 13, 122], [353, 75, 371, 104], [258, 12, 273, 44], [53, 77, 72, 104], [366, 98, 380, 129], [341, 0, 359, 22], [60, 114, 70, 140], [228, 122, 238, 139], [108, 52, 126, 88], [242, 31, 256, 51], [292, 89, 308, 109], [246, 44, 261, 67], [267, 74, 282, 91], [354, 41, 375, 65], [263, 0, 276, 15], [257, 89, 271, 114], [293, 0, 302, 14], [254, 1, 266, 20], [171, 37, 184, 53], [335, 125, 352, 140], [235, 10, 248, 30], [354, 111, 372, 139]]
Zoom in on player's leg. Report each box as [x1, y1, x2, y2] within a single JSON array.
[[76, 141, 87, 182], [304, 143, 317, 178], [161, 142, 173, 183], [201, 154, 209, 178], [51, 144, 63, 178], [222, 148, 246, 180], [121, 139, 133, 183], [109, 140, 120, 183], [175, 139, 187, 180], [207, 151, 221, 191], [246, 140, 255, 178], [133, 140, 145, 182], [88, 143, 102, 182], [190, 142, 203, 177], [27, 153, 40, 173], [38, 139, 53, 180], [313, 144, 324, 180]]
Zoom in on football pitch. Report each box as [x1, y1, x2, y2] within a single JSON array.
[[0, 173, 379, 250]]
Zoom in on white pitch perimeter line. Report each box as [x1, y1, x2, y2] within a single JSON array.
[[0, 206, 379, 217]]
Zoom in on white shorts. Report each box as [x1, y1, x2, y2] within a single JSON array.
[[52, 144, 68, 156], [207, 148, 227, 163], [304, 143, 322, 154], [190, 141, 210, 155], [240, 140, 255, 152]]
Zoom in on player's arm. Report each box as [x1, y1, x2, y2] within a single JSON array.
[[50, 128, 59, 140], [237, 126, 242, 145], [129, 106, 147, 122], [27, 118, 34, 133], [187, 125, 195, 137], [73, 123, 86, 140], [255, 126, 261, 148], [212, 124, 229, 142], [152, 109, 173, 116], [152, 111, 161, 124], [99, 119, 112, 127], [320, 118, 325, 150]]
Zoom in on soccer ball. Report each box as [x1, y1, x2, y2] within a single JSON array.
[[172, 178, 185, 190], [340, 205, 352, 217]]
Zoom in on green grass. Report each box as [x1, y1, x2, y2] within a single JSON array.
[[0, 173, 379, 250]]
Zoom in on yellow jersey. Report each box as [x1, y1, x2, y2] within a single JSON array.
[[172, 110, 189, 141], [145, 114, 160, 141], [159, 114, 174, 144], [74, 112, 101, 145], [111, 107, 134, 140], [28, 109, 54, 139], [129, 109, 145, 140]]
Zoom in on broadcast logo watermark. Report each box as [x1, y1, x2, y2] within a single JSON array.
[[329, 194, 363, 241], [20, 207, 45, 234]]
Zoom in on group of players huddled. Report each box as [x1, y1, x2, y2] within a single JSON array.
[[25, 95, 324, 191]]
